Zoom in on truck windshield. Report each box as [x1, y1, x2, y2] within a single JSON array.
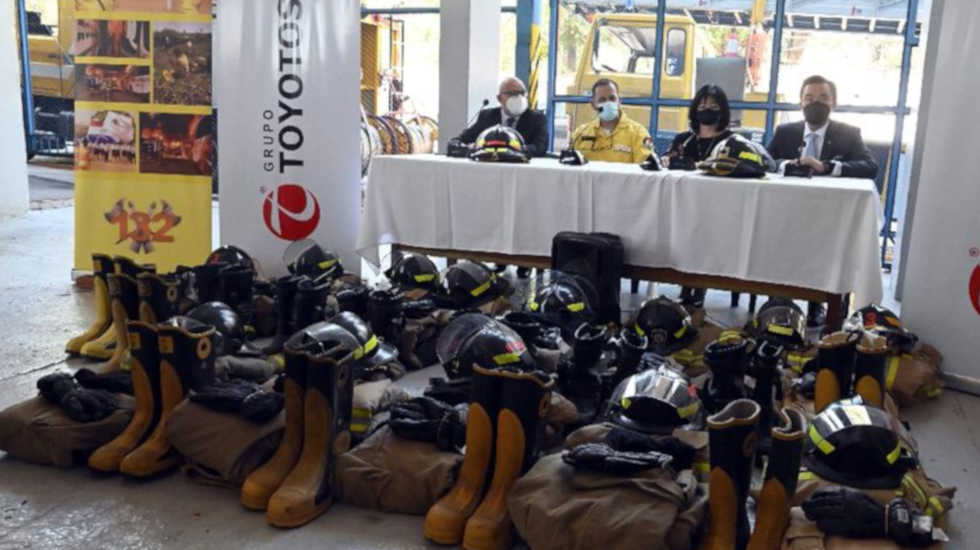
[[592, 24, 656, 74]]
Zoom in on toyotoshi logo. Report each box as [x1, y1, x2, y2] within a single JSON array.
[[261, 184, 320, 240], [969, 264, 980, 317]]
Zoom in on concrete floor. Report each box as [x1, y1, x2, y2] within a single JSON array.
[[0, 203, 976, 549]]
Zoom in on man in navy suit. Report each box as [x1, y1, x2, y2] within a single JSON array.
[[456, 76, 549, 157], [767, 75, 878, 179], [768, 75, 879, 326]]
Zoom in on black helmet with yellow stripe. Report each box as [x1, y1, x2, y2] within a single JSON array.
[[385, 253, 440, 291], [436, 312, 535, 378], [284, 239, 343, 282], [631, 296, 696, 354], [605, 362, 704, 434], [471, 125, 529, 163], [441, 260, 510, 309], [750, 298, 807, 350], [698, 134, 774, 178], [526, 271, 598, 338], [804, 397, 917, 489]]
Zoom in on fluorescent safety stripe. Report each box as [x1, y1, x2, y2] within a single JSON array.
[[634, 323, 645, 337], [414, 273, 435, 283], [808, 425, 835, 454], [674, 325, 687, 339], [318, 259, 337, 269], [493, 352, 521, 365], [886, 356, 900, 390], [677, 401, 700, 418], [566, 302, 585, 312], [470, 280, 491, 297], [767, 324, 793, 336], [363, 335, 378, 355], [886, 443, 901, 464]]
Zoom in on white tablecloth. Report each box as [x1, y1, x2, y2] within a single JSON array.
[[357, 154, 883, 306]]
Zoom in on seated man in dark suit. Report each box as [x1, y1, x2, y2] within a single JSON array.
[[768, 75, 879, 327], [768, 75, 878, 179], [455, 76, 549, 157]]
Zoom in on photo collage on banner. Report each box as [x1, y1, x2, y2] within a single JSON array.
[[73, 0, 214, 272]]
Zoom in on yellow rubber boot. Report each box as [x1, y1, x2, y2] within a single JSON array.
[[462, 369, 553, 550], [424, 365, 503, 545], [67, 254, 114, 354], [697, 399, 760, 550], [241, 335, 310, 510], [120, 317, 217, 477], [267, 338, 355, 528], [747, 408, 806, 550], [813, 331, 859, 413], [854, 334, 889, 408], [88, 320, 162, 473]]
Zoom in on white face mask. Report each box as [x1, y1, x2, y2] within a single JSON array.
[[505, 95, 529, 118]]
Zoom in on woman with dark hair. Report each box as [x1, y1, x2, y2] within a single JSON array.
[[663, 85, 734, 168], [665, 85, 734, 307]]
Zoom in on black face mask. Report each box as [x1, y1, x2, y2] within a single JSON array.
[[696, 109, 722, 128], [803, 102, 831, 126]]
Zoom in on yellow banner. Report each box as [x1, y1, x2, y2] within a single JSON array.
[[72, 0, 213, 272]]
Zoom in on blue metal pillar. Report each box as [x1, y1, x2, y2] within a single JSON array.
[[880, 0, 920, 267], [764, 0, 788, 145], [17, 0, 36, 147], [545, 0, 559, 148], [516, 0, 534, 85]]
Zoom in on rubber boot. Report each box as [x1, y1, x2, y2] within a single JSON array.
[[86, 272, 141, 373], [262, 275, 303, 355], [607, 327, 648, 390], [219, 265, 255, 328], [335, 284, 369, 319], [137, 272, 180, 324], [88, 320, 163, 473], [813, 331, 860, 413], [424, 365, 504, 544], [79, 257, 153, 360], [749, 340, 783, 456], [854, 334, 889, 408], [702, 334, 750, 414], [266, 344, 355, 528], [462, 369, 554, 550], [565, 322, 608, 424], [192, 262, 225, 305], [746, 408, 806, 550], [242, 332, 310, 510], [120, 319, 217, 476], [67, 253, 114, 354], [366, 288, 404, 341], [291, 278, 330, 333], [697, 399, 760, 550]]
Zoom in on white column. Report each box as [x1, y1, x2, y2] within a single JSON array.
[[0, 2, 30, 220], [438, 0, 502, 152], [901, 0, 980, 391]]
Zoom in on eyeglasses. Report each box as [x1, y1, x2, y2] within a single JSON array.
[[501, 90, 527, 97]]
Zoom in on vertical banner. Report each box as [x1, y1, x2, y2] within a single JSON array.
[[901, 2, 980, 389], [72, 0, 214, 273], [215, 0, 361, 276]]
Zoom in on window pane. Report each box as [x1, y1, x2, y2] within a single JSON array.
[[500, 12, 517, 81], [360, 14, 440, 119], [661, 0, 776, 105]]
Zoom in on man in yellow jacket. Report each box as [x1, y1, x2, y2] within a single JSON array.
[[570, 78, 652, 163]]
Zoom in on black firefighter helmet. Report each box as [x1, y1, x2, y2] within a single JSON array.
[[206, 245, 255, 271], [471, 125, 529, 163], [750, 298, 807, 349], [526, 271, 599, 336], [605, 362, 704, 434], [436, 312, 534, 378], [283, 239, 343, 282], [843, 304, 918, 353], [630, 296, 696, 354], [698, 134, 775, 178], [385, 253, 440, 291], [441, 260, 510, 309]]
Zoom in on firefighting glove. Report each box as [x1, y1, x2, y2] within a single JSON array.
[[603, 427, 697, 471], [562, 442, 674, 475], [424, 377, 471, 406], [803, 487, 937, 547], [389, 396, 466, 451], [190, 380, 261, 413], [37, 373, 119, 422], [240, 391, 285, 424], [74, 368, 133, 395]]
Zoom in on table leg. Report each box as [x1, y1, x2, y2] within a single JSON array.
[[826, 295, 844, 331]]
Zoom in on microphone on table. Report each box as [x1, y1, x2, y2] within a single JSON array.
[[466, 99, 490, 127]]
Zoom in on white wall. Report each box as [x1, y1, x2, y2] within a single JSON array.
[[900, 0, 980, 391], [438, 0, 501, 152], [0, 3, 30, 219]]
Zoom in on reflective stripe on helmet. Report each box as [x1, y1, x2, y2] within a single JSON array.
[[673, 325, 687, 339], [886, 442, 901, 465], [767, 324, 794, 336], [567, 302, 585, 312], [786, 352, 810, 373], [634, 323, 646, 337], [798, 471, 817, 481], [414, 273, 436, 283], [508, 139, 523, 150], [493, 351, 522, 365], [529, 300, 539, 311], [318, 259, 338, 269], [677, 400, 700, 419], [719, 330, 742, 342], [363, 335, 378, 355], [809, 424, 836, 455], [738, 150, 762, 163], [470, 280, 491, 297], [692, 461, 710, 474]]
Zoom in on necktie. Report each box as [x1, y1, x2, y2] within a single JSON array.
[[804, 132, 819, 159], [506, 117, 516, 128]]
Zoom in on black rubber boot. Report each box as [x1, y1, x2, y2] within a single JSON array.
[[137, 272, 181, 324], [367, 289, 404, 341], [605, 328, 648, 399], [746, 408, 806, 550], [702, 334, 750, 414], [336, 284, 369, 319], [813, 331, 860, 413], [193, 262, 226, 305], [564, 322, 608, 425], [219, 265, 255, 328], [291, 278, 330, 333], [749, 340, 783, 456], [263, 275, 303, 355]]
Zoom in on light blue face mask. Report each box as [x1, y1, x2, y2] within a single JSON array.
[[597, 101, 620, 122]]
